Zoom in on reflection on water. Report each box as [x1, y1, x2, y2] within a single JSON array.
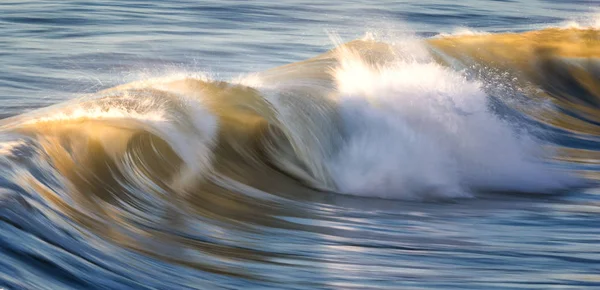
[[1, 1, 600, 289]]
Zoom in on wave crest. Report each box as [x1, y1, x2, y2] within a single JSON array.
[[0, 28, 595, 205]]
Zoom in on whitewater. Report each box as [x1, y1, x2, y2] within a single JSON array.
[[1, 2, 599, 289]]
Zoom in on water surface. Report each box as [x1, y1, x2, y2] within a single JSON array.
[[1, 1, 600, 289]]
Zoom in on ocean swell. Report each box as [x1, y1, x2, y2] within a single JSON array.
[[0, 28, 596, 209]]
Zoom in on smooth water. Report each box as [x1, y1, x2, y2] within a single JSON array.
[[1, 1, 600, 289]]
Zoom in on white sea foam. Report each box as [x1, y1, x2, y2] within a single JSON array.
[[327, 43, 580, 199], [558, 12, 600, 29], [436, 27, 490, 38]]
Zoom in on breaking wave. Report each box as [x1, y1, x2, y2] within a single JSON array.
[[2, 27, 598, 208], [1, 22, 600, 289]]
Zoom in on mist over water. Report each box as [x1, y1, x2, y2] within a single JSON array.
[[1, 1, 600, 289]]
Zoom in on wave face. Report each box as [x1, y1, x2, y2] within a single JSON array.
[[2, 29, 592, 201], [1, 25, 599, 289]]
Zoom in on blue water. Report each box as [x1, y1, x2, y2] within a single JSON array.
[[0, 0, 594, 114], [1, 1, 600, 289]]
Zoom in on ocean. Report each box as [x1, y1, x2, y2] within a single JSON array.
[[1, 1, 600, 289]]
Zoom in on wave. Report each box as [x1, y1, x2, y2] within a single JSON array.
[[1, 27, 597, 211], [2, 27, 599, 281]]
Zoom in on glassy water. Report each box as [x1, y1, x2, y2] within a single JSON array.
[[1, 1, 600, 289]]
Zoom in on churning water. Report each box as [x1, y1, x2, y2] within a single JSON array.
[[1, 1, 600, 289]]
